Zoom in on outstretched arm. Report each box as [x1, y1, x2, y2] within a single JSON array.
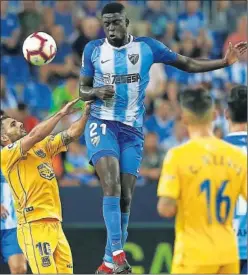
[[169, 42, 247, 73], [21, 99, 80, 154], [60, 102, 91, 145]]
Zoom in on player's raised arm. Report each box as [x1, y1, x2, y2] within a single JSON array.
[[20, 99, 80, 154], [60, 101, 91, 145], [170, 42, 247, 73], [144, 37, 247, 73]]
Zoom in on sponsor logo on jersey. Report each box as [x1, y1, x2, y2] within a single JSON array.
[[101, 59, 111, 64], [103, 73, 141, 85], [35, 149, 46, 158], [37, 163, 55, 180], [25, 206, 34, 213], [7, 142, 17, 150], [67, 264, 73, 269]]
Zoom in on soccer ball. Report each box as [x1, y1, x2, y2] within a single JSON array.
[[22, 32, 57, 66]]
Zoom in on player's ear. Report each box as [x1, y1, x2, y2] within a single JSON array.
[[181, 112, 188, 126], [1, 134, 8, 145], [224, 108, 229, 120], [212, 109, 218, 121], [126, 18, 129, 27]]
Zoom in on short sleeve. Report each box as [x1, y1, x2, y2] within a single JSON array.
[[157, 149, 180, 199], [140, 37, 178, 64], [43, 133, 67, 157], [1, 141, 25, 173], [80, 41, 95, 77], [240, 153, 247, 200]]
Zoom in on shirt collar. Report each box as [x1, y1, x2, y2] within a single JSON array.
[[226, 131, 247, 137]]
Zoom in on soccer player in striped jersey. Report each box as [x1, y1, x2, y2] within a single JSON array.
[[79, 2, 247, 273], [224, 85, 247, 274], [1, 171, 27, 274]]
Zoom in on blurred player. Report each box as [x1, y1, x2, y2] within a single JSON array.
[[79, 2, 247, 273], [157, 88, 247, 274], [224, 85, 247, 274], [0, 99, 90, 274], [1, 172, 27, 274]]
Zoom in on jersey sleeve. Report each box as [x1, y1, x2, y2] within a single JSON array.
[[80, 41, 95, 77], [141, 37, 178, 64], [43, 133, 68, 158], [1, 140, 25, 173], [157, 149, 180, 199], [240, 153, 247, 200]]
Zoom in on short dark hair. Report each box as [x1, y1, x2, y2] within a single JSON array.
[[101, 2, 125, 16], [179, 88, 213, 117], [227, 85, 247, 123], [18, 103, 27, 111]]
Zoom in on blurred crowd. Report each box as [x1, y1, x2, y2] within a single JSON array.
[[1, 0, 247, 187]]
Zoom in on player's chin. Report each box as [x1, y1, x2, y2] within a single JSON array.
[[20, 131, 27, 137], [108, 35, 117, 41]]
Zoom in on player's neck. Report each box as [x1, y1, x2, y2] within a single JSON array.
[[188, 124, 214, 139], [229, 122, 247, 134], [108, 34, 130, 48]]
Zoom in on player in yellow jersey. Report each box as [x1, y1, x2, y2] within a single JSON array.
[[0, 98, 90, 274], [157, 88, 247, 274]]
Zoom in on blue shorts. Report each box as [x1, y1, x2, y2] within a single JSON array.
[[0, 228, 23, 263], [85, 115, 144, 177]]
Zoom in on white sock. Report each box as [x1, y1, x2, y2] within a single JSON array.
[[113, 250, 123, 256], [104, 262, 114, 269]]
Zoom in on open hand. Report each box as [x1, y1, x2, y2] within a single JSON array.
[[224, 42, 247, 65], [83, 101, 92, 116], [59, 98, 81, 116]]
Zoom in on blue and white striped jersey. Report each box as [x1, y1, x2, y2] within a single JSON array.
[[225, 61, 247, 86], [1, 171, 17, 230], [80, 35, 178, 127], [224, 131, 247, 260]]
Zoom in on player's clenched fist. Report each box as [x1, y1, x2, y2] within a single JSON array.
[[95, 85, 115, 100]]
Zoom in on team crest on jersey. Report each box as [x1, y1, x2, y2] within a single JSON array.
[[35, 149, 46, 158], [37, 163, 55, 180], [128, 54, 139, 65], [91, 136, 100, 147], [41, 256, 51, 267]]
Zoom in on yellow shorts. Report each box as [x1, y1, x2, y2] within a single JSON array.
[[172, 262, 239, 274], [17, 219, 73, 274]]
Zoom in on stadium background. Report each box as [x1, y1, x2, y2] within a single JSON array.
[[0, 0, 247, 273]]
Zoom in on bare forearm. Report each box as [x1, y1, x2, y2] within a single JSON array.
[[187, 58, 228, 73], [79, 85, 97, 101], [62, 114, 89, 145], [28, 113, 63, 141], [173, 55, 228, 73]]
